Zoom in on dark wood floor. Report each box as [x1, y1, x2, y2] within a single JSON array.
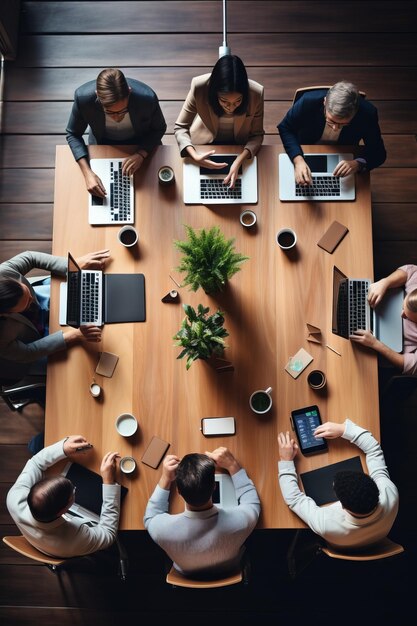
[[1, 2, 417, 623]]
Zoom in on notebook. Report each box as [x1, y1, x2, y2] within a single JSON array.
[[88, 158, 134, 225], [212, 473, 238, 509], [183, 154, 257, 204], [332, 265, 404, 352], [62, 461, 128, 522], [300, 456, 363, 506], [279, 153, 355, 201], [59, 252, 146, 327]]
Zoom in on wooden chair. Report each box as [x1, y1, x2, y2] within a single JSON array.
[[292, 85, 366, 105], [2, 535, 66, 570], [0, 377, 46, 412], [321, 537, 404, 561], [166, 564, 245, 589]]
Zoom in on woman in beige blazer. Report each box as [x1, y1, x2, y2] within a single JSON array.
[[174, 55, 264, 188]]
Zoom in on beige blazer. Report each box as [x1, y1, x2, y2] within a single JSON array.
[[174, 73, 264, 158]]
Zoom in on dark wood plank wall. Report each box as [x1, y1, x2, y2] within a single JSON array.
[[1, 2, 416, 623]]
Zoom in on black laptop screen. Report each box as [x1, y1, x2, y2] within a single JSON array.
[[332, 266, 349, 337], [304, 155, 328, 173], [200, 155, 242, 176]]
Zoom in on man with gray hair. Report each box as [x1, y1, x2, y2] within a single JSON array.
[[278, 81, 386, 186]]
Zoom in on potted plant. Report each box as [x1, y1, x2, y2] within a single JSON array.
[[173, 304, 229, 370], [174, 225, 248, 294]]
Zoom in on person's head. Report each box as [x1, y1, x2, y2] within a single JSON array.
[[28, 477, 75, 522], [0, 278, 33, 314], [96, 68, 131, 120], [324, 81, 360, 129], [402, 288, 417, 324], [333, 470, 379, 515], [208, 55, 249, 117], [176, 453, 216, 507]]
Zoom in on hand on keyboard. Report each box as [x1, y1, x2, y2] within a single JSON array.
[[122, 153, 145, 177], [332, 159, 360, 178], [349, 329, 377, 348], [85, 169, 107, 197], [76, 249, 111, 270], [79, 325, 102, 342], [293, 156, 312, 186]]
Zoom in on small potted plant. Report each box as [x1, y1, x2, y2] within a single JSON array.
[[174, 225, 248, 294], [173, 303, 229, 370]]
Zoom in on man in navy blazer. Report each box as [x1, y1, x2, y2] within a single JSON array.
[[66, 68, 166, 197], [278, 81, 386, 186]]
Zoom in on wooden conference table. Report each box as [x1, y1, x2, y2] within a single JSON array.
[[46, 144, 379, 529]]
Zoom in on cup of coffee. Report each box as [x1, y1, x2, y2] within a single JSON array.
[[276, 228, 297, 250], [249, 386, 273, 414], [120, 456, 136, 474], [116, 413, 138, 437], [307, 370, 327, 390], [89, 381, 101, 398], [118, 225, 138, 247], [158, 166, 175, 185], [240, 209, 257, 228]]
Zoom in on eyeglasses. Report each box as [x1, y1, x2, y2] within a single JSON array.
[[324, 110, 351, 129], [103, 105, 129, 116]]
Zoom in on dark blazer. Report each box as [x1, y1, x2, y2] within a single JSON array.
[[66, 78, 167, 162], [277, 89, 386, 171]]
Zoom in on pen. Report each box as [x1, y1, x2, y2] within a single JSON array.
[[169, 274, 181, 288], [326, 344, 342, 356], [75, 444, 93, 452]]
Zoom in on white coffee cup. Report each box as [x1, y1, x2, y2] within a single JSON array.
[[249, 386, 273, 414], [118, 225, 138, 248], [116, 413, 138, 437], [90, 382, 101, 398], [120, 456, 136, 474], [276, 228, 297, 250], [240, 209, 257, 228]]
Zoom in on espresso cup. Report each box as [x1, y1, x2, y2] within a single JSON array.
[[249, 386, 273, 414], [118, 225, 138, 247], [116, 413, 138, 437], [120, 456, 136, 474], [89, 382, 101, 398], [307, 370, 327, 390], [158, 166, 175, 185], [240, 209, 257, 228], [276, 228, 297, 250]]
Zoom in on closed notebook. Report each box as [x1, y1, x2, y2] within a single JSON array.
[[317, 221, 349, 254], [300, 456, 363, 506], [141, 436, 170, 469]]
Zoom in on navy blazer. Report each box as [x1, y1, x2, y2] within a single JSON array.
[[66, 78, 167, 162], [277, 89, 386, 171]]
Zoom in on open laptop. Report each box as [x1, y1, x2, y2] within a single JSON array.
[[183, 154, 257, 204], [300, 456, 363, 506], [279, 153, 355, 201], [332, 265, 404, 352], [59, 252, 146, 327], [88, 158, 134, 225], [212, 473, 238, 509]]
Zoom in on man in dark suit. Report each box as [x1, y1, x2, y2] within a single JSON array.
[[277, 81, 386, 186], [66, 68, 167, 197]]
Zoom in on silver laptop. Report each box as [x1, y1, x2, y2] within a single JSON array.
[[183, 154, 257, 204], [88, 158, 134, 225], [332, 265, 404, 352], [279, 153, 355, 201], [212, 473, 238, 509]]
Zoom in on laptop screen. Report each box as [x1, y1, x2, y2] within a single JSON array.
[[66, 253, 81, 328], [200, 155, 243, 176], [332, 266, 349, 337], [304, 154, 329, 173]]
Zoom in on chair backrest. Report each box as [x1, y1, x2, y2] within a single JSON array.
[[166, 564, 243, 589], [292, 85, 367, 106], [321, 537, 404, 561], [0, 377, 46, 411], [2, 535, 66, 567]]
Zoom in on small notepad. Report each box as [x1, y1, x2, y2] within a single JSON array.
[[285, 348, 313, 379]]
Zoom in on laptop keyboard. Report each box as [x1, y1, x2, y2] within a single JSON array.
[[349, 281, 369, 334], [200, 178, 242, 200], [295, 176, 341, 197], [109, 161, 132, 221], [81, 272, 101, 324]]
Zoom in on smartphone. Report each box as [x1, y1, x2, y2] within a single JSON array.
[[290, 405, 328, 456], [201, 417, 236, 437]]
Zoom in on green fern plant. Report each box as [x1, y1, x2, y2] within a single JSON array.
[[173, 304, 229, 370], [174, 225, 248, 294]]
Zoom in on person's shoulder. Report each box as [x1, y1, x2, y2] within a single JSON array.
[[127, 77, 159, 100], [357, 97, 379, 117], [248, 79, 264, 96], [74, 80, 96, 99], [190, 74, 211, 90]]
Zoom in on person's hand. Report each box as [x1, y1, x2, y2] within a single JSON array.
[[293, 156, 312, 186], [190, 149, 228, 170], [63, 435, 93, 457], [313, 421, 345, 439], [122, 153, 145, 177], [206, 447, 241, 475], [79, 325, 102, 343], [223, 156, 242, 189], [100, 451, 120, 484], [159, 454, 180, 489], [84, 169, 107, 198], [349, 329, 377, 348], [367, 279, 388, 308], [76, 249, 110, 271], [277, 432, 299, 461], [333, 159, 360, 178]]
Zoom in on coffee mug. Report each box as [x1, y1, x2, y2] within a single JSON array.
[[120, 456, 136, 474], [158, 166, 175, 185], [116, 413, 138, 437], [240, 209, 257, 228], [276, 228, 297, 250], [249, 386, 273, 414], [118, 225, 138, 247], [90, 381, 101, 398], [307, 370, 327, 390]]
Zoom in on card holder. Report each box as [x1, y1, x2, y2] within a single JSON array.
[[317, 221, 349, 254], [141, 436, 170, 469], [95, 351, 119, 378]]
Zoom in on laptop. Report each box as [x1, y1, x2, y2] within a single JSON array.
[[62, 461, 128, 522], [300, 456, 363, 506], [212, 473, 238, 509], [279, 153, 355, 201], [59, 252, 146, 327], [332, 265, 404, 352], [183, 154, 257, 204], [88, 158, 134, 225]]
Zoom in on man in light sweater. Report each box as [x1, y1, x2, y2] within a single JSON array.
[[144, 447, 261, 577], [7, 436, 121, 558], [278, 419, 398, 549]]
